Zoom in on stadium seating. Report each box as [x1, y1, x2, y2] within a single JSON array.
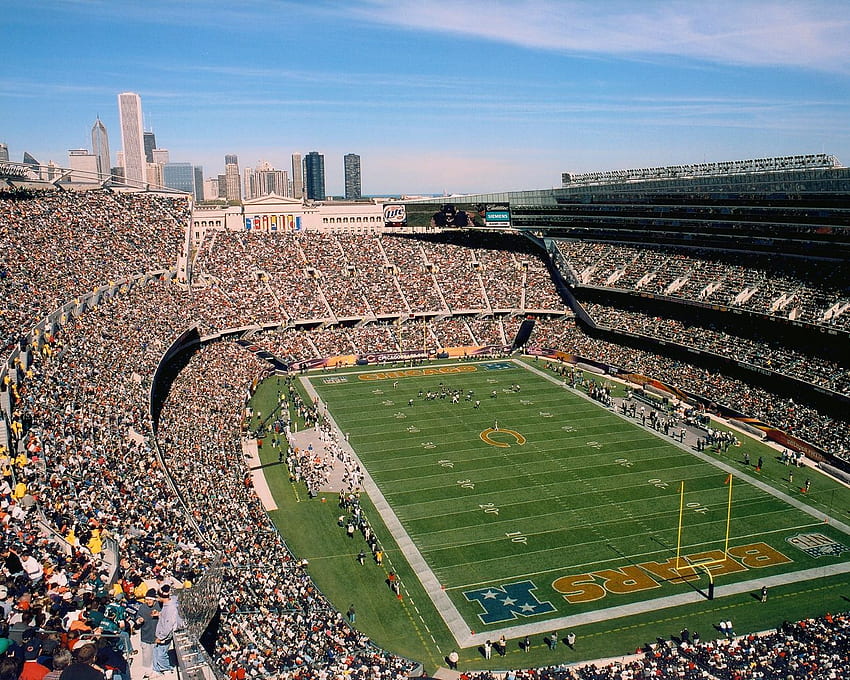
[[1, 186, 849, 679]]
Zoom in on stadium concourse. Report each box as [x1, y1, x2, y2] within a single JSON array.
[[0, 184, 849, 680]]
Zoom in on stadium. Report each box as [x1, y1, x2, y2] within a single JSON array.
[[1, 153, 850, 680]]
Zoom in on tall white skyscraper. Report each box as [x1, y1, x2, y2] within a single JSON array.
[[291, 153, 303, 199], [224, 154, 241, 201], [91, 117, 111, 179], [117, 92, 146, 184]]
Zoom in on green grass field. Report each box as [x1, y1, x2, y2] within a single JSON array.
[[250, 358, 850, 670]]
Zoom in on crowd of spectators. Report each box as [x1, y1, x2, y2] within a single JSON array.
[[2, 186, 850, 679], [461, 611, 850, 679], [530, 319, 850, 459], [189, 230, 563, 323], [155, 341, 415, 677], [191, 231, 289, 326], [247, 319, 519, 365], [0, 281, 212, 680], [584, 303, 850, 397], [336, 236, 408, 317], [555, 240, 850, 331], [417, 237, 487, 311], [0, 188, 187, 350], [2, 274, 419, 679]]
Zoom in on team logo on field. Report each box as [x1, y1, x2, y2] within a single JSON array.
[[480, 427, 526, 448], [464, 580, 556, 624], [786, 532, 850, 558], [483, 362, 514, 371]]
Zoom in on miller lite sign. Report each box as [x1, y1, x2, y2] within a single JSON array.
[[383, 204, 407, 226]]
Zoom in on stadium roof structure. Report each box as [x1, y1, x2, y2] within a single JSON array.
[[560, 153, 842, 188], [0, 160, 191, 195], [403, 153, 850, 208]]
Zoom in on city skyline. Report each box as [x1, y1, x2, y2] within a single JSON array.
[[2, 1, 849, 195]]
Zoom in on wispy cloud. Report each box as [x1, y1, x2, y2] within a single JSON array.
[[344, 0, 850, 72], [39, 0, 850, 72]]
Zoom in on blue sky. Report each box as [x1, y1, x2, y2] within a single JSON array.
[[2, 0, 849, 195]]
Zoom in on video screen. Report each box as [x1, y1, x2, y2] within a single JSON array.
[[398, 202, 511, 229]]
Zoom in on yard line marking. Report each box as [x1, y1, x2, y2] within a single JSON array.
[[446, 520, 832, 591]]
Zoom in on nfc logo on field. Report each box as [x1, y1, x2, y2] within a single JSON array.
[[464, 580, 556, 624], [786, 532, 850, 558], [483, 362, 514, 371]]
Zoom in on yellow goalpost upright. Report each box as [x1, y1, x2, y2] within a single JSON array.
[[674, 474, 734, 596]]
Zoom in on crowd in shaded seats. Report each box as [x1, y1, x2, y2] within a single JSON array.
[[252, 328, 320, 367], [530, 320, 850, 459], [417, 237, 486, 311], [584, 302, 850, 397], [556, 240, 850, 330], [246, 319, 519, 368], [0, 188, 187, 350], [467, 319, 507, 346], [309, 327, 357, 358], [428, 319, 475, 348]]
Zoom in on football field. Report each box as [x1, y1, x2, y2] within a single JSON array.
[[305, 359, 850, 645]]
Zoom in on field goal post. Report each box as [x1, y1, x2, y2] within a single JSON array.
[[674, 476, 734, 595]]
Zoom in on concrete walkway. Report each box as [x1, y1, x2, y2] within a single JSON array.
[[243, 438, 278, 511]]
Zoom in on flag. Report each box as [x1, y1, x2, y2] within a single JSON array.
[[724, 473, 732, 485]]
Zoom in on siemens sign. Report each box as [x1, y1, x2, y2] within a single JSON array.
[[485, 208, 511, 227]]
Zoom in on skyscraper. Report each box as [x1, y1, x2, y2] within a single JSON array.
[[291, 153, 304, 199], [244, 161, 289, 199], [304, 151, 325, 201], [203, 177, 221, 201], [163, 162, 204, 202], [143, 131, 157, 163], [118, 92, 146, 184], [0, 143, 9, 162], [344, 153, 361, 199], [224, 154, 241, 201], [194, 166, 204, 202], [91, 117, 111, 179]]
